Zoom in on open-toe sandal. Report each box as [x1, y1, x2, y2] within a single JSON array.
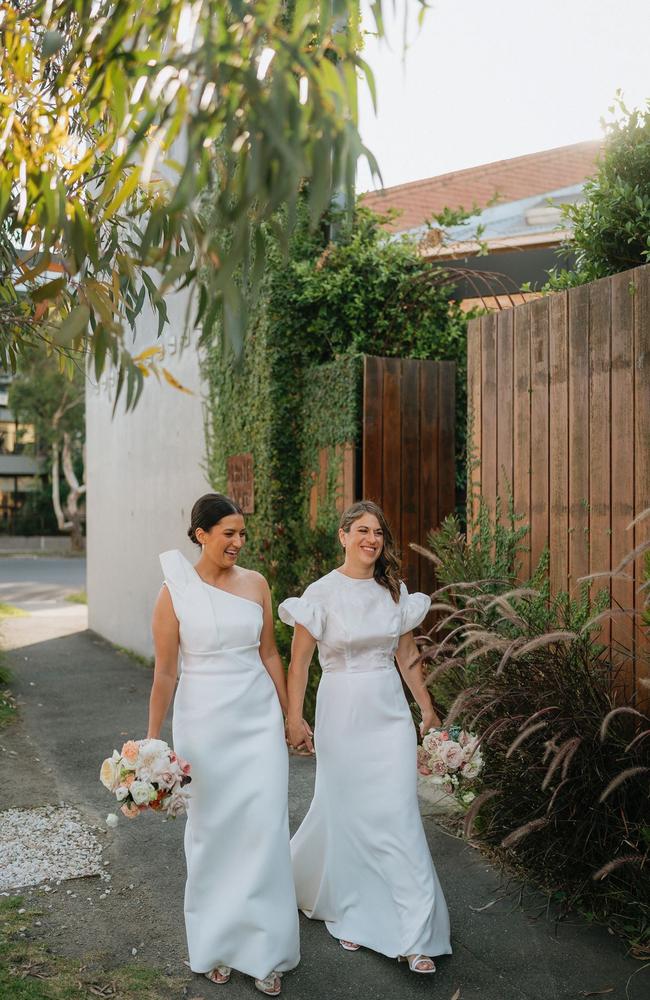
[[398, 954, 436, 974], [205, 966, 231, 984], [254, 971, 282, 996], [339, 939, 361, 951]]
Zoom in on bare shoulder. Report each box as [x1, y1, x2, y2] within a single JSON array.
[[234, 567, 269, 600]]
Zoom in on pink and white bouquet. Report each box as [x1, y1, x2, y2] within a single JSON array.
[[417, 725, 483, 807], [100, 738, 191, 823]]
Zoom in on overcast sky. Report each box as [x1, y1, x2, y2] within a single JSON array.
[[357, 0, 649, 192]]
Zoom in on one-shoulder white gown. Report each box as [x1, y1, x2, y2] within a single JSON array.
[[279, 570, 451, 960], [160, 550, 300, 980]]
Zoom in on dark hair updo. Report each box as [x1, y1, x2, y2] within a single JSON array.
[[187, 493, 243, 546]]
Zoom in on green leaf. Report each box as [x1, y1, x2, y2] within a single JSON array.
[[42, 31, 65, 58], [53, 305, 91, 345], [31, 277, 66, 303]]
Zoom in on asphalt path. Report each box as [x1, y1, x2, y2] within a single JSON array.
[[0, 558, 645, 1000]]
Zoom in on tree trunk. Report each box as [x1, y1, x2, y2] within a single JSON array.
[[51, 441, 67, 532], [51, 434, 86, 552], [62, 432, 86, 553]]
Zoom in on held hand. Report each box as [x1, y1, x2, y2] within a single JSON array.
[[419, 706, 442, 739], [287, 717, 314, 753]]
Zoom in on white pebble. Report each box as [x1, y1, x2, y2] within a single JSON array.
[[0, 806, 104, 891], [131, 947, 138, 956]]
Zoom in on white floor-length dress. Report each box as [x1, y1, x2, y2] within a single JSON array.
[[161, 550, 300, 980], [279, 570, 451, 960]]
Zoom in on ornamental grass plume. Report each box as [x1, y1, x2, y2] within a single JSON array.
[[416, 505, 650, 955]]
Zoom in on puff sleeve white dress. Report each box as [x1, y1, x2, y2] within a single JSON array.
[[279, 570, 451, 960], [160, 550, 300, 981]]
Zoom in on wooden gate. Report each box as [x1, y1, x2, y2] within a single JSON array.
[[362, 356, 456, 595]]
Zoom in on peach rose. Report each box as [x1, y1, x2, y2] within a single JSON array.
[[121, 740, 140, 768], [99, 757, 120, 792], [120, 801, 140, 819]]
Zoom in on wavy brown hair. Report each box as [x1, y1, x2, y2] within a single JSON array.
[[339, 500, 401, 602]]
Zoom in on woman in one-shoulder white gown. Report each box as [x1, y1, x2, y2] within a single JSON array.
[[280, 500, 451, 975], [147, 493, 300, 996]]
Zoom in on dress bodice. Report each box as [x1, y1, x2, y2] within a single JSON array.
[[278, 570, 430, 674], [160, 550, 263, 672]]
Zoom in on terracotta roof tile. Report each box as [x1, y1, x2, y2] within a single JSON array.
[[361, 141, 603, 232]]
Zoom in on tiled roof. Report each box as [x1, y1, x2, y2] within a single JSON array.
[[361, 141, 602, 233]]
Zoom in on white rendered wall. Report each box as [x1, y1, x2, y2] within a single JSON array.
[[85, 290, 211, 657]]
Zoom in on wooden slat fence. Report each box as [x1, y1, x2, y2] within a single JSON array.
[[467, 263, 650, 698]]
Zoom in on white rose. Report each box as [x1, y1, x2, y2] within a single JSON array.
[[439, 741, 464, 771], [422, 732, 441, 754], [130, 780, 156, 805], [137, 739, 169, 767], [115, 786, 130, 801], [106, 813, 119, 828], [462, 757, 482, 780], [162, 788, 190, 818]]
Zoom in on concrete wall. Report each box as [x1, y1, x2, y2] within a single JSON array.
[[85, 290, 211, 656]]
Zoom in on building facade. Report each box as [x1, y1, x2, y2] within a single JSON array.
[[85, 290, 210, 657]]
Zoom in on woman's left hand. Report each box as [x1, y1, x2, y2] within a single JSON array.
[[419, 705, 442, 738]]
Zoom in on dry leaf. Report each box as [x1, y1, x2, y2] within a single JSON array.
[[450, 989, 462, 1000]]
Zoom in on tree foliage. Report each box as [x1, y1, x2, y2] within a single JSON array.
[[8, 349, 86, 548], [0, 0, 417, 405], [545, 97, 650, 289]]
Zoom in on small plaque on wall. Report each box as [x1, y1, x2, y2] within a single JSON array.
[[227, 453, 255, 513]]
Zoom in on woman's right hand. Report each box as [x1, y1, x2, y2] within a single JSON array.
[[287, 716, 314, 753]]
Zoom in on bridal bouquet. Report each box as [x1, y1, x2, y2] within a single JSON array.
[[100, 738, 191, 822], [417, 725, 483, 807]]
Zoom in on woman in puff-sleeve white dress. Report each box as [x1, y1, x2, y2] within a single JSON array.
[[279, 501, 451, 974]]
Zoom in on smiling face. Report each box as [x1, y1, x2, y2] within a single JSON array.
[[196, 513, 246, 569], [339, 512, 384, 571]]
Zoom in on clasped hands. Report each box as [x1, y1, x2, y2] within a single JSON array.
[[285, 716, 314, 754]]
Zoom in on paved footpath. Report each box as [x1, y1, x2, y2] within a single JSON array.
[[0, 561, 646, 1000]]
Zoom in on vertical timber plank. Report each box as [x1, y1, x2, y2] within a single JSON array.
[[382, 358, 402, 548], [513, 305, 532, 580], [401, 359, 420, 593], [481, 312, 498, 521], [549, 292, 569, 593], [363, 355, 383, 504], [568, 284, 590, 595], [467, 318, 482, 535], [530, 297, 550, 574], [341, 443, 356, 512], [438, 361, 456, 524], [634, 266, 650, 703], [496, 309, 514, 520], [589, 277, 612, 647], [610, 270, 636, 682], [419, 361, 439, 597]]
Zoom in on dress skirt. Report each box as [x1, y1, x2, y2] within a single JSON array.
[[291, 667, 451, 958]]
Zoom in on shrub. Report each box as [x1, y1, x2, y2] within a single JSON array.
[[420, 503, 650, 953], [545, 96, 650, 289]]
